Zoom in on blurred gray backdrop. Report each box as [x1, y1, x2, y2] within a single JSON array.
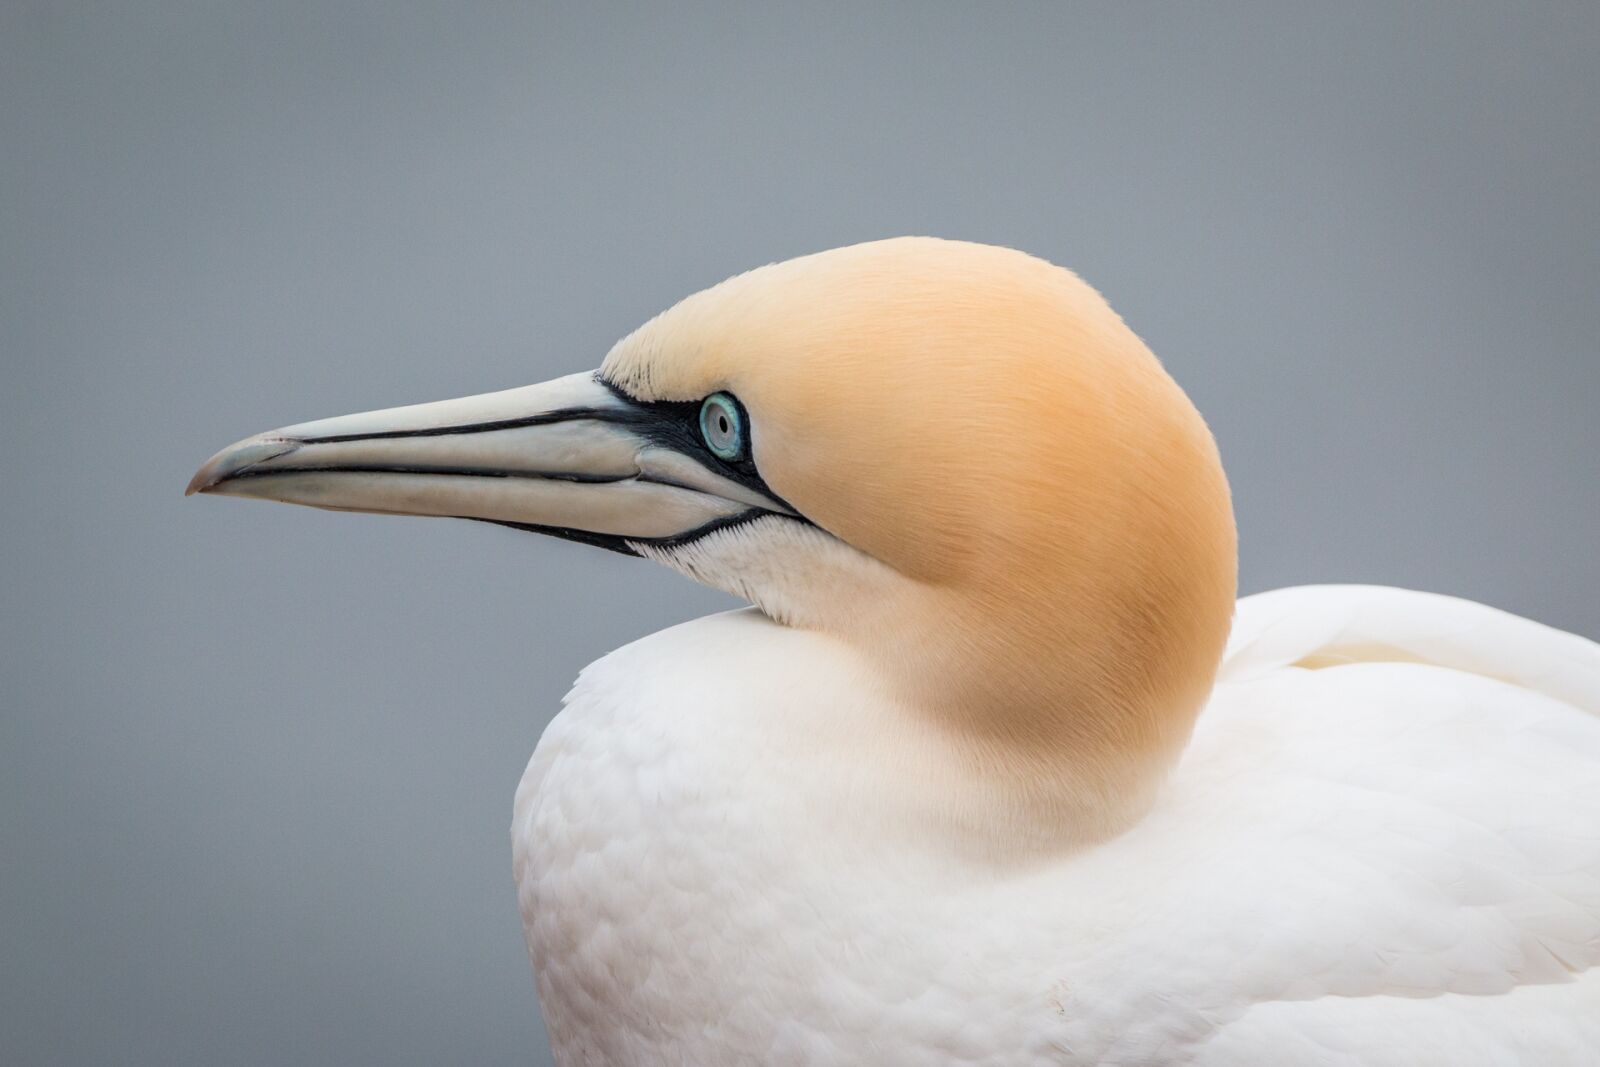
[[4, 3, 1597, 1064]]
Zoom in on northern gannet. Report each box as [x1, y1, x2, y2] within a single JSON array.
[[189, 238, 1600, 1065]]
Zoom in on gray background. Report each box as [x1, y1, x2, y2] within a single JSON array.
[[4, 3, 1597, 1064]]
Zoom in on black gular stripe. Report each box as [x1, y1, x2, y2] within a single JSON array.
[[474, 510, 770, 558]]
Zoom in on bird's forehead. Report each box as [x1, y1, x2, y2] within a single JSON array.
[[600, 248, 854, 403], [599, 237, 1085, 404]]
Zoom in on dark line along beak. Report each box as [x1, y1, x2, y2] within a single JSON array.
[[186, 371, 794, 555]]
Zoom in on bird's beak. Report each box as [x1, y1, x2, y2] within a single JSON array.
[[186, 371, 791, 555]]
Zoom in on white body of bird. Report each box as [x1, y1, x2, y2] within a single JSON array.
[[191, 239, 1600, 1065], [515, 586, 1600, 1066]]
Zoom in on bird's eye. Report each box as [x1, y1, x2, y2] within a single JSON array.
[[699, 392, 745, 461]]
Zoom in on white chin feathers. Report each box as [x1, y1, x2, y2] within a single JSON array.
[[630, 515, 897, 629]]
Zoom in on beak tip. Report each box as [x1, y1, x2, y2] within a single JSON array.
[[185, 464, 217, 497], [187, 436, 301, 498]]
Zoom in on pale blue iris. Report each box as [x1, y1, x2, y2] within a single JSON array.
[[699, 393, 745, 461]]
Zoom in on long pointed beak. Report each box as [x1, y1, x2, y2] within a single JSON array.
[[187, 371, 791, 555]]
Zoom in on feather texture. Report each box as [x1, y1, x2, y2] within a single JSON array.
[[514, 585, 1600, 1065]]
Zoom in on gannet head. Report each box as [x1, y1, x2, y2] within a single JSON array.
[[191, 237, 1236, 836]]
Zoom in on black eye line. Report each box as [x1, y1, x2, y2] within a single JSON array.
[[596, 376, 795, 513]]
